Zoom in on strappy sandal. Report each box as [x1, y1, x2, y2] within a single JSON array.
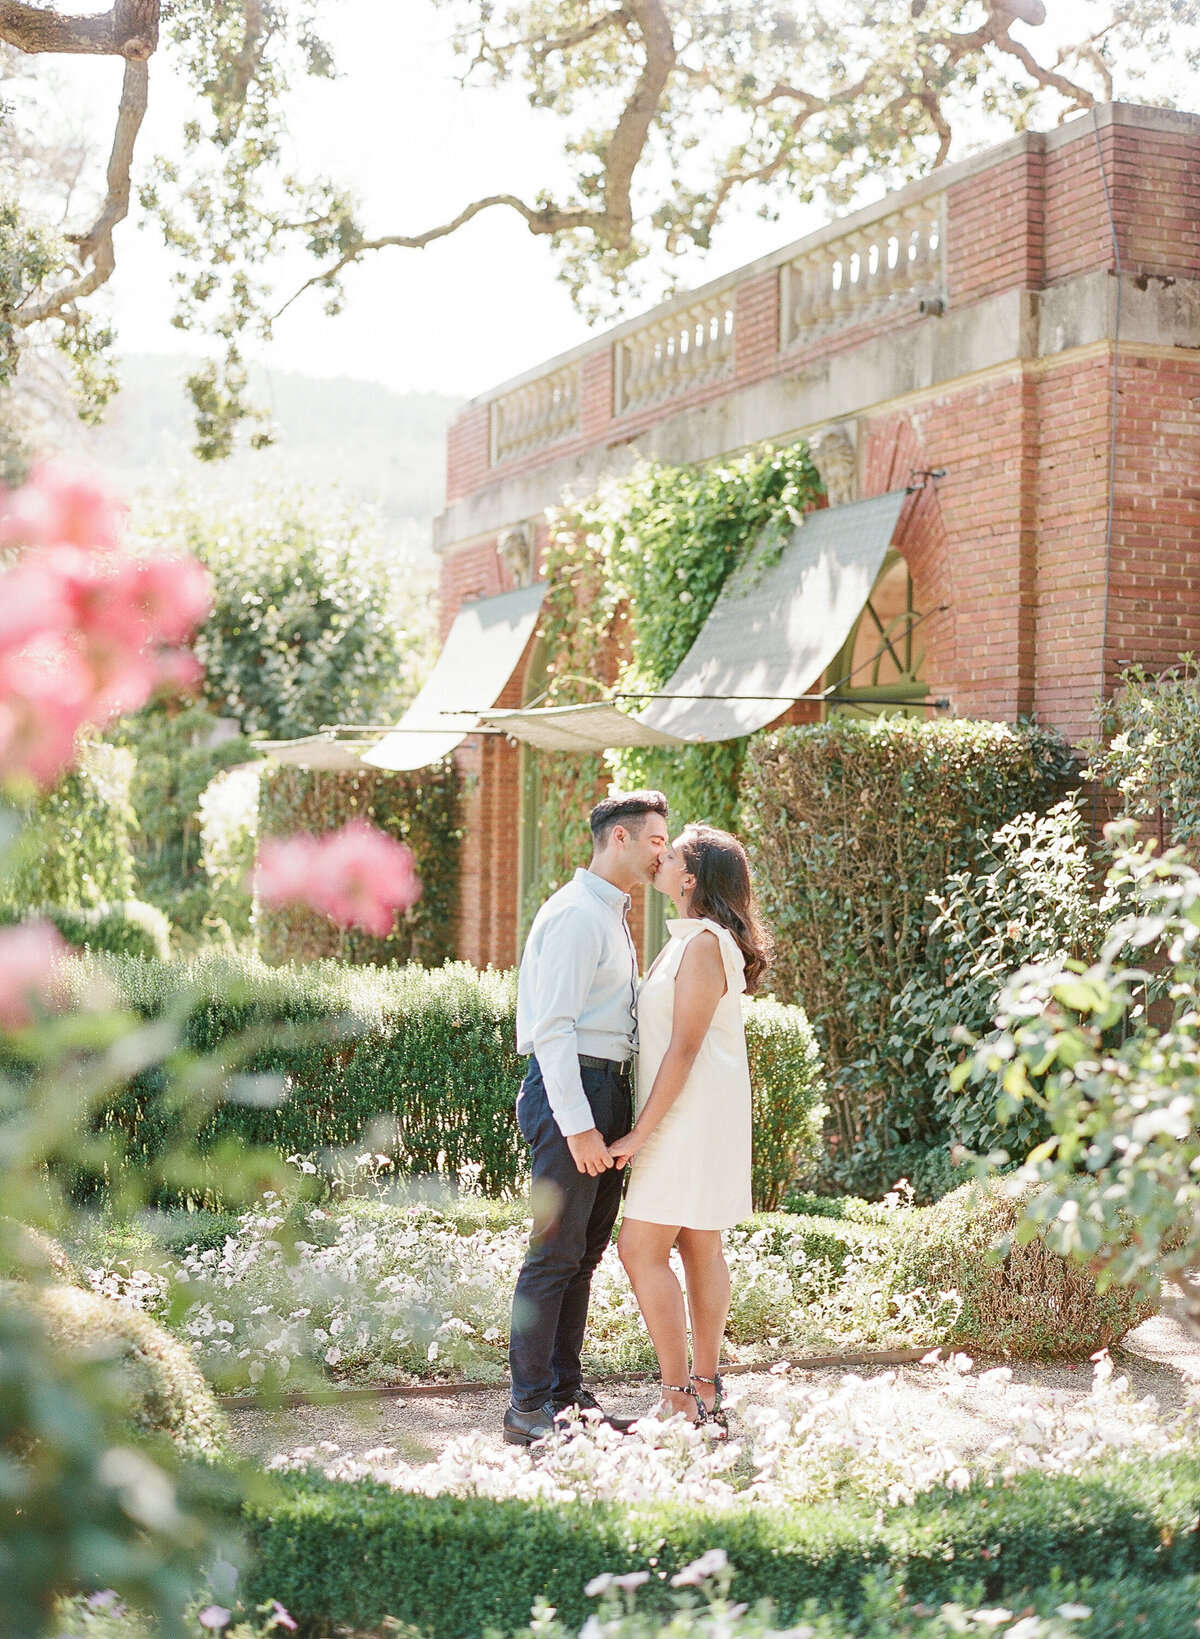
[[691, 1372, 729, 1436], [651, 1380, 706, 1424]]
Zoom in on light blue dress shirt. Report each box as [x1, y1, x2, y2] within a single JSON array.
[[516, 868, 638, 1136]]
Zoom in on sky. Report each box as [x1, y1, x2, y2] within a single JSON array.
[[35, 0, 1200, 404]]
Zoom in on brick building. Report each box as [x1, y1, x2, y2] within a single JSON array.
[[357, 102, 1200, 972]]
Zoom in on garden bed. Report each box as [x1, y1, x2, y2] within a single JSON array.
[[76, 1172, 1152, 1397]]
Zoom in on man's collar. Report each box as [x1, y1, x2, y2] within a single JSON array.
[[574, 867, 631, 910]]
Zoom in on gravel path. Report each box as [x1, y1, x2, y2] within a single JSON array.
[[226, 1308, 1200, 1468]]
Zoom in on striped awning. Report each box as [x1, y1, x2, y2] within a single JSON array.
[[361, 582, 545, 771], [479, 491, 909, 751]]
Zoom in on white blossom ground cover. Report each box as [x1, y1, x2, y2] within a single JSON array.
[[79, 1170, 960, 1392], [259, 1350, 1200, 1512]]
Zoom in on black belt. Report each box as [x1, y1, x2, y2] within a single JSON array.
[[578, 1053, 631, 1076]]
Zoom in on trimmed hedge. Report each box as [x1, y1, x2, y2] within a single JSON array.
[[256, 761, 462, 967], [741, 718, 1077, 1192], [10, 1282, 226, 1461], [885, 1181, 1153, 1359], [43, 899, 173, 961], [242, 1456, 1200, 1636], [71, 954, 826, 1209]]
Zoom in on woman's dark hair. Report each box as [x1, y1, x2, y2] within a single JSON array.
[[678, 823, 773, 993]]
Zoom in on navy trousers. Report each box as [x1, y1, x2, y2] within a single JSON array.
[[508, 1056, 632, 1411]]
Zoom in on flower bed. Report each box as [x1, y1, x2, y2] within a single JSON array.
[[81, 1170, 1151, 1391]]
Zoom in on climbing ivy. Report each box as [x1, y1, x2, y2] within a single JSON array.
[[530, 444, 823, 884]]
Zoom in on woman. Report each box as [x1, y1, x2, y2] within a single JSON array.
[[609, 823, 772, 1430]]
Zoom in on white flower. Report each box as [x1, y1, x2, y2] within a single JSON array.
[[1055, 1605, 1093, 1621], [611, 1572, 650, 1591], [585, 1576, 614, 1598]]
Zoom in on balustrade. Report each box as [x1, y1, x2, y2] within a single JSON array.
[[490, 363, 581, 465], [780, 196, 946, 350], [613, 294, 735, 417]]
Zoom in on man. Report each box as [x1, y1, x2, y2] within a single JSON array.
[[504, 790, 670, 1445]]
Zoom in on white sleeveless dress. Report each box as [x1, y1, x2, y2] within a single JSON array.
[[623, 917, 753, 1231]]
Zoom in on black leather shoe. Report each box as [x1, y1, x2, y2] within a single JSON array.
[[503, 1401, 557, 1445], [553, 1386, 637, 1435]]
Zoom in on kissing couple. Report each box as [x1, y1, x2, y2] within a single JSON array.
[[504, 789, 771, 1446]]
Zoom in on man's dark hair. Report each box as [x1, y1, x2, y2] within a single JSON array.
[[589, 790, 668, 850]]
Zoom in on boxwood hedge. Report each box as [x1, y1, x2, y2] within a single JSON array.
[[65, 953, 825, 1208], [242, 1456, 1200, 1637]]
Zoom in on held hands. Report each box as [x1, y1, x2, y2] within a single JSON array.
[[607, 1127, 644, 1168], [566, 1126, 616, 1176]]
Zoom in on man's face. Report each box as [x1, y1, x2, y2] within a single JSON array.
[[623, 813, 670, 886]]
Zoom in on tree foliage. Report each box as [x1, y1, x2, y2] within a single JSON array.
[[1, 0, 1196, 451], [1090, 660, 1200, 848], [132, 486, 429, 741], [956, 823, 1200, 1339]]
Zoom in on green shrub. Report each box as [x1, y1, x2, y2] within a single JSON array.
[[242, 1456, 1200, 1635], [886, 803, 1107, 1168], [514, 1572, 1200, 1639], [10, 1282, 226, 1461], [1091, 661, 1200, 847], [0, 740, 137, 916], [69, 955, 825, 1211], [137, 485, 432, 742], [74, 953, 523, 1202], [44, 899, 173, 961], [256, 761, 462, 967], [741, 718, 1077, 1194], [882, 1181, 1153, 1359], [109, 701, 256, 944], [745, 996, 827, 1209]]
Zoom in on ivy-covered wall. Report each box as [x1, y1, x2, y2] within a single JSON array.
[[522, 442, 824, 910], [256, 761, 462, 966]]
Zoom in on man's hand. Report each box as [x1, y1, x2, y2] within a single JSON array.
[[566, 1126, 614, 1176]]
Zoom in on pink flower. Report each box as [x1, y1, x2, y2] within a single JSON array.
[[271, 1602, 298, 1631], [197, 1606, 232, 1631], [0, 463, 125, 553], [0, 471, 212, 787], [255, 821, 421, 937], [0, 920, 68, 1030]]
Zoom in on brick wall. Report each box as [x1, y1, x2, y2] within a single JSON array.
[[437, 109, 1200, 968]]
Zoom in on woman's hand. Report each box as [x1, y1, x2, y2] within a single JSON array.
[[608, 1127, 645, 1167]]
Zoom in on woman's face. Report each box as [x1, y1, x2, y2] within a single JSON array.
[[653, 833, 694, 906]]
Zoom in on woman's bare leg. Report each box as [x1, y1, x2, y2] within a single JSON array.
[[676, 1227, 730, 1414], [617, 1217, 694, 1417]]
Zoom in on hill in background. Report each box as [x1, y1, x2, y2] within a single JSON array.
[[82, 354, 462, 561]]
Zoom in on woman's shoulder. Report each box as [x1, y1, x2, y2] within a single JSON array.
[[670, 917, 747, 990]]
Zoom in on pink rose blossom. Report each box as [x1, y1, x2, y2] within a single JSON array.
[[0, 469, 212, 787], [0, 920, 68, 1030], [0, 462, 125, 552], [197, 1606, 232, 1631], [255, 821, 421, 937], [271, 1601, 298, 1631]]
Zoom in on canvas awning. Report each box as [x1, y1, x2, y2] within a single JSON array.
[[362, 581, 545, 772], [253, 733, 383, 771], [479, 490, 909, 752]]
